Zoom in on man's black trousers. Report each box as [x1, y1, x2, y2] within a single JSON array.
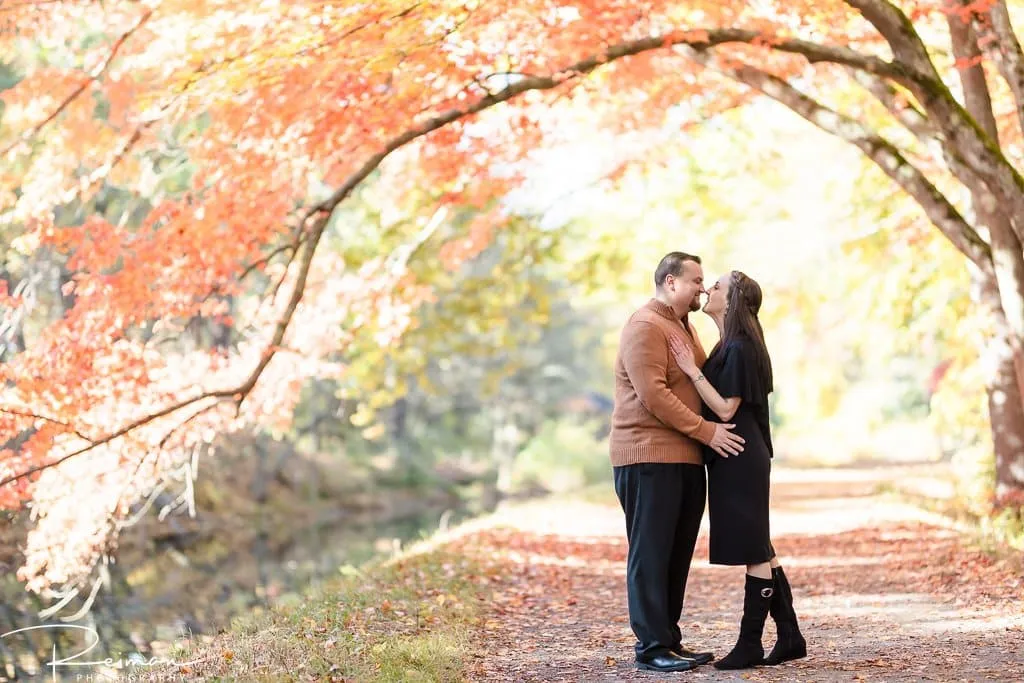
[[613, 462, 706, 660]]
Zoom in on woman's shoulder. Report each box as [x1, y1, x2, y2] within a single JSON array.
[[723, 336, 752, 356], [722, 336, 768, 369]]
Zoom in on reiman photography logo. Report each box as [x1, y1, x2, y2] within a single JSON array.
[[1, 624, 205, 682]]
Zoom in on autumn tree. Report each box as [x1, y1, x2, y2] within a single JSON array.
[[3, 0, 1024, 594]]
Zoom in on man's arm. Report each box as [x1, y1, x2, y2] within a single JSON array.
[[621, 321, 717, 444]]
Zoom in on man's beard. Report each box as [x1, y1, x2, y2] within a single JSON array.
[[689, 298, 701, 312]]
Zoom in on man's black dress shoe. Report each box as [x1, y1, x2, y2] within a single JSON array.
[[636, 652, 698, 672], [672, 646, 714, 665]]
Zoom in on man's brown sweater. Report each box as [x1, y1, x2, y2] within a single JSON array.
[[609, 298, 716, 466]]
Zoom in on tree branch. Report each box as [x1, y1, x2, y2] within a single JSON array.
[[842, 0, 942, 78], [0, 408, 96, 444], [238, 238, 303, 283], [844, 0, 1024, 237], [0, 397, 230, 489], [54, 120, 154, 209], [0, 8, 153, 157], [969, 0, 1024, 136], [853, 72, 938, 140], [670, 28, 909, 79], [856, 73, 993, 206], [948, 3, 1001, 143], [684, 48, 992, 270]]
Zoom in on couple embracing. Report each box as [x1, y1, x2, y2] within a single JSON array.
[[610, 251, 807, 673]]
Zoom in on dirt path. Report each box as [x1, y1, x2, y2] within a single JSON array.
[[454, 466, 1024, 682]]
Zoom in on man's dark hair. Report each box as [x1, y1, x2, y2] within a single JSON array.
[[654, 251, 701, 288]]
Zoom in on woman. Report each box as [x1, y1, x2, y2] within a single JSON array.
[[670, 270, 806, 670]]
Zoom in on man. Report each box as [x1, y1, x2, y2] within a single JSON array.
[[610, 251, 746, 673]]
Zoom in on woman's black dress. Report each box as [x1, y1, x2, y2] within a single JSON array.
[[701, 337, 776, 566]]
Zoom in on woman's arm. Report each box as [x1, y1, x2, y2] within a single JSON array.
[[692, 371, 741, 422], [669, 337, 742, 421]]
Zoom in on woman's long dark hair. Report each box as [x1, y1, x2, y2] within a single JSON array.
[[721, 271, 773, 394]]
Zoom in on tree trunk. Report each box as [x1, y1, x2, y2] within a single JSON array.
[[491, 403, 522, 494], [210, 294, 234, 350], [946, 10, 1024, 505], [974, 266, 1024, 504], [389, 395, 417, 472], [946, 6, 1024, 392], [58, 264, 76, 316]]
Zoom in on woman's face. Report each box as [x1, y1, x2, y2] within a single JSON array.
[[703, 273, 731, 316]]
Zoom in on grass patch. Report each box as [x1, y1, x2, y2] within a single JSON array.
[[878, 481, 1024, 564], [151, 547, 490, 682]]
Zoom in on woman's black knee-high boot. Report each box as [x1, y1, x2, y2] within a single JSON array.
[[764, 566, 807, 665], [714, 575, 774, 670]]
